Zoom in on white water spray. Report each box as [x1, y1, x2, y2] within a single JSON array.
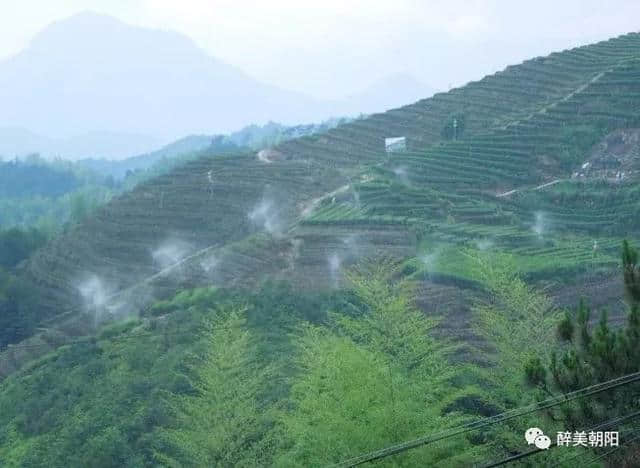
[[475, 239, 494, 251], [200, 254, 218, 274], [248, 197, 282, 235], [393, 166, 410, 185], [151, 239, 193, 279], [533, 211, 546, 238], [346, 177, 361, 209], [420, 250, 440, 279], [78, 275, 109, 310], [77, 274, 114, 327], [257, 149, 273, 163], [328, 253, 342, 287]]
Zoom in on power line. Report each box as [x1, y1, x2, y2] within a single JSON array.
[[550, 412, 640, 468], [480, 409, 640, 467], [332, 371, 640, 467], [572, 427, 640, 467], [550, 428, 640, 468]]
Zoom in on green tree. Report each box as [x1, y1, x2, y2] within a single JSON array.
[[0, 227, 47, 269], [441, 114, 466, 140], [532, 241, 640, 430], [468, 251, 563, 458], [277, 259, 482, 467], [470, 250, 559, 399], [157, 305, 276, 467], [0, 269, 40, 349]]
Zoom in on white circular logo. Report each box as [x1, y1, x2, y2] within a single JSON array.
[[525, 427, 543, 445], [534, 435, 551, 450], [525, 428, 551, 450]]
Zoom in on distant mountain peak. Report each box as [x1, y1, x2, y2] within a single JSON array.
[[55, 10, 122, 24], [0, 12, 331, 155], [26, 10, 198, 56], [0, 12, 441, 159], [31, 11, 125, 41]]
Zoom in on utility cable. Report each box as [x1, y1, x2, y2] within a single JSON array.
[[332, 372, 640, 467], [480, 409, 640, 467]]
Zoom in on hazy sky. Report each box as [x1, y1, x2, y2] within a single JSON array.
[[1, 0, 639, 99]]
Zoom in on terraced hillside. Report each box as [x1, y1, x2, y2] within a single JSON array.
[[6, 32, 640, 375]]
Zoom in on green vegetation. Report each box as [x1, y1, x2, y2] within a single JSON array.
[[441, 114, 466, 140], [276, 261, 482, 466], [0, 118, 350, 233], [18, 33, 640, 327], [0, 154, 117, 231], [0, 156, 79, 198], [6, 247, 636, 466], [2, 32, 640, 467], [520, 241, 640, 466], [0, 268, 41, 350], [0, 268, 483, 467], [0, 227, 48, 349], [157, 305, 276, 467], [0, 227, 47, 270]]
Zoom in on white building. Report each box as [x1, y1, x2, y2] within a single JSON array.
[[385, 137, 406, 153]]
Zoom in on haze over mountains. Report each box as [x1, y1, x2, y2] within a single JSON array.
[[0, 127, 162, 160], [0, 12, 436, 160]]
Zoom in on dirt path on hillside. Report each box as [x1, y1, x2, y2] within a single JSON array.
[[496, 178, 563, 197], [300, 184, 351, 217], [299, 173, 375, 218], [502, 67, 612, 131]]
